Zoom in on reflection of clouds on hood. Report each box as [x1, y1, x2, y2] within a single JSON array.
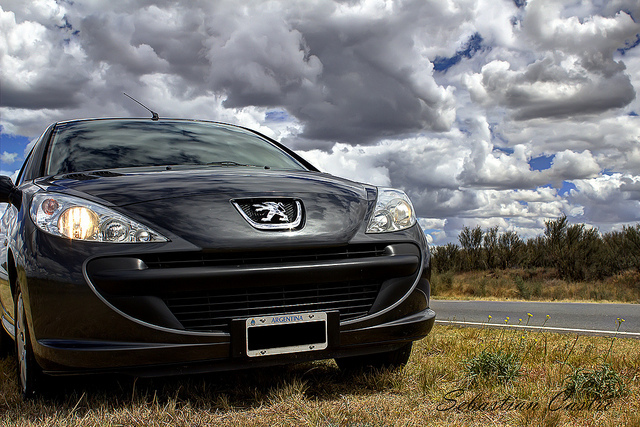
[[1, 0, 639, 244]]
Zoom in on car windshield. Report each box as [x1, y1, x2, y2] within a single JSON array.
[[45, 119, 307, 175]]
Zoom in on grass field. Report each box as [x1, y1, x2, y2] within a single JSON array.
[[431, 268, 640, 303], [1, 322, 638, 427]]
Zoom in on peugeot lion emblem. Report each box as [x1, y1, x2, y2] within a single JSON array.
[[253, 202, 289, 223], [231, 198, 304, 231]]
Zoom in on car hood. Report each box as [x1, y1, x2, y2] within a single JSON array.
[[38, 169, 377, 249]]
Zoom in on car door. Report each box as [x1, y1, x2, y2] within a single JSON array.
[[0, 204, 17, 327]]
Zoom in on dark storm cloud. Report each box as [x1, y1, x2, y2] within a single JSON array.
[[620, 178, 640, 201], [195, 0, 455, 145], [511, 50, 637, 120], [0, 81, 84, 109], [291, 30, 453, 144], [202, 12, 322, 108], [79, 15, 170, 76], [127, 7, 210, 87], [469, 54, 637, 121], [46, 0, 453, 144]]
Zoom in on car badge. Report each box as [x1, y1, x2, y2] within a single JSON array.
[[253, 202, 289, 223], [231, 198, 304, 231]]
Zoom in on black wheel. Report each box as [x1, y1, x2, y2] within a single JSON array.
[[335, 342, 413, 372], [15, 288, 45, 398]]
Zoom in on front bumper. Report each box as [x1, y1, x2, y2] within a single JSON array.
[[20, 224, 434, 376], [36, 307, 435, 376]]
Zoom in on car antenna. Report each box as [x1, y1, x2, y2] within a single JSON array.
[[123, 92, 160, 121]]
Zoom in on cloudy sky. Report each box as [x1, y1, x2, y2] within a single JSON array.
[[1, 0, 639, 245]]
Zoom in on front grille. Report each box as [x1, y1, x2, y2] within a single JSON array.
[[162, 281, 380, 333], [140, 244, 387, 270], [146, 245, 388, 332], [89, 244, 411, 333]]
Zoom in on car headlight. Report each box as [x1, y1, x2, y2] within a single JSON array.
[[30, 193, 168, 243], [366, 188, 417, 233]]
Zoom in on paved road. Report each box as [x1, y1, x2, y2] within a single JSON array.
[[430, 299, 640, 338]]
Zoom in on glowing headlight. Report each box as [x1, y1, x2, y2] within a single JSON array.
[[30, 193, 168, 243], [58, 206, 99, 240], [366, 188, 417, 233]]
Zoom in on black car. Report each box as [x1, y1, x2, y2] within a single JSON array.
[[0, 118, 435, 397]]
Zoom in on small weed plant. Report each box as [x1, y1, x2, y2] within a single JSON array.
[[562, 363, 626, 400], [559, 317, 629, 401], [463, 349, 520, 385], [462, 313, 544, 386]]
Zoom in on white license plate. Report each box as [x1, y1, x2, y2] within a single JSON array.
[[246, 312, 328, 357]]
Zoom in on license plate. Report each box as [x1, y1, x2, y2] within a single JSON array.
[[246, 312, 328, 357]]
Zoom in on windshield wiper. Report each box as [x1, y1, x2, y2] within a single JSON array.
[[205, 161, 270, 169], [206, 161, 247, 166]]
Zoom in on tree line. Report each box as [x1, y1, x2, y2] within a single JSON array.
[[431, 216, 640, 282]]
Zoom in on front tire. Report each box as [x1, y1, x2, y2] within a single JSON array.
[[335, 342, 413, 372], [0, 325, 11, 357], [15, 288, 45, 399]]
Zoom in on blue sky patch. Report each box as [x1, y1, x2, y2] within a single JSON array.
[[265, 110, 290, 122], [618, 34, 640, 55], [493, 146, 514, 155], [559, 181, 577, 196], [528, 154, 554, 171], [0, 132, 29, 170], [433, 33, 486, 72], [540, 181, 577, 196]]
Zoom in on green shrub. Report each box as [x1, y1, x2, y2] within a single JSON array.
[[463, 349, 521, 385], [430, 217, 640, 284], [515, 276, 529, 299], [562, 364, 626, 400], [431, 270, 454, 295]]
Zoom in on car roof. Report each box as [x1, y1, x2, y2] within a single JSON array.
[[54, 117, 249, 129]]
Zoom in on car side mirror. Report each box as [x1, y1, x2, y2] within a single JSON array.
[[0, 175, 22, 210]]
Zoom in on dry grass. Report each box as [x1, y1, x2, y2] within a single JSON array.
[[431, 269, 640, 303], [1, 324, 638, 427]]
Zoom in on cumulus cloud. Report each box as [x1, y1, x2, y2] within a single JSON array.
[[1, 152, 18, 163], [0, 5, 89, 109], [463, 1, 638, 121], [465, 55, 635, 120], [1, 0, 639, 244], [569, 174, 640, 225]]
